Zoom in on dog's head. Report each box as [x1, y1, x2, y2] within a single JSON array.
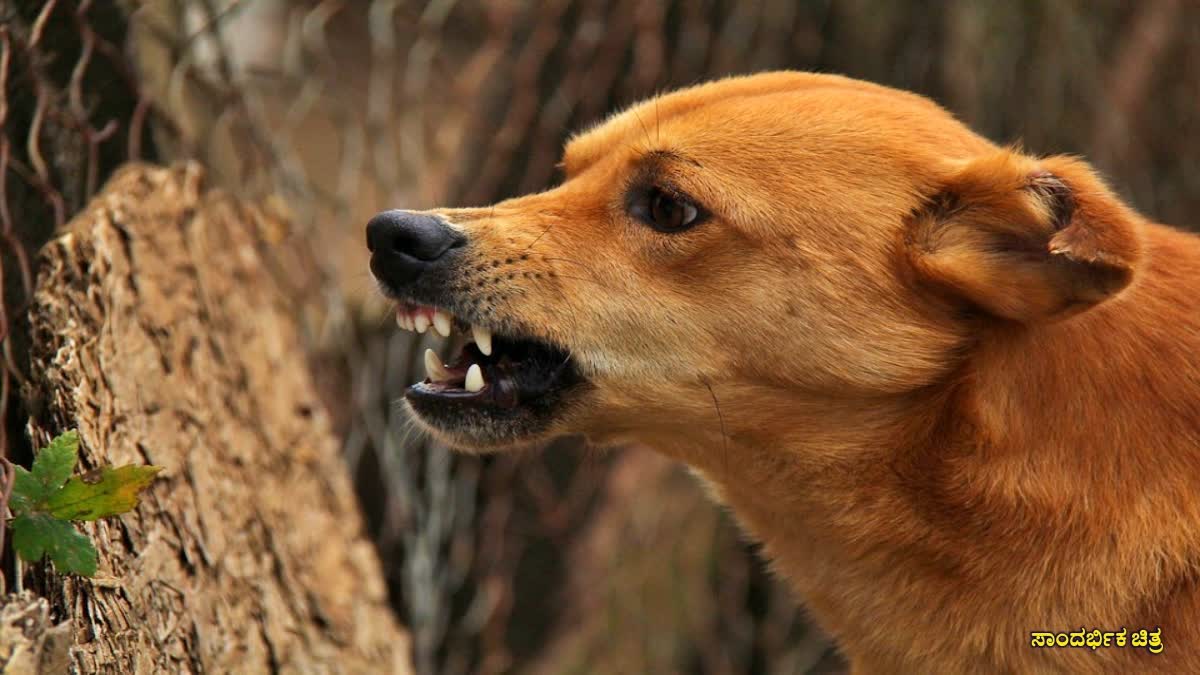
[[367, 72, 1143, 454]]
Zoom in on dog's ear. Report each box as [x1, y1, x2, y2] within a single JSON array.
[[905, 150, 1143, 322]]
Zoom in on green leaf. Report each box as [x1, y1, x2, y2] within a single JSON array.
[[46, 465, 163, 521], [9, 431, 79, 514], [32, 430, 79, 491], [11, 512, 99, 577], [9, 466, 39, 516], [3, 430, 156, 579]]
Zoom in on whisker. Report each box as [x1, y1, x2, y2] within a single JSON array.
[[536, 256, 601, 275], [701, 377, 730, 476], [633, 108, 653, 150], [655, 99, 662, 143], [546, 274, 613, 290], [523, 220, 557, 253], [375, 309, 396, 330]]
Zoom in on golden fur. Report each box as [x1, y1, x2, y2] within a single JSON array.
[[410, 72, 1200, 673]]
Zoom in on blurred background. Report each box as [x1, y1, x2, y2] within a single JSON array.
[[2, 1, 1196, 673]]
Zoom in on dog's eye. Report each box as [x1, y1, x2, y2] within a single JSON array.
[[631, 187, 702, 233]]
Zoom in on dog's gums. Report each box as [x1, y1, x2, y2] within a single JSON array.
[[367, 72, 1200, 672]]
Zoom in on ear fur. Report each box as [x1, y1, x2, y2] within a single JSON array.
[[906, 150, 1143, 322]]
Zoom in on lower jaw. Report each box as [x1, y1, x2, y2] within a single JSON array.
[[403, 381, 585, 451], [402, 399, 554, 451]]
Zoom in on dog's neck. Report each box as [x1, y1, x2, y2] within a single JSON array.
[[602, 381, 944, 542]]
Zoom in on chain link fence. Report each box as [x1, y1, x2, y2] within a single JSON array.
[[3, 1, 1197, 673]]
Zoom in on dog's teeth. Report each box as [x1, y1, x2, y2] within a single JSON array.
[[403, 315, 415, 331], [472, 324, 493, 356], [433, 310, 453, 337], [396, 311, 406, 329], [424, 348, 452, 381], [464, 364, 485, 392], [414, 314, 430, 333]]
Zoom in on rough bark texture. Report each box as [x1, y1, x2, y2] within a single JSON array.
[[18, 163, 411, 674]]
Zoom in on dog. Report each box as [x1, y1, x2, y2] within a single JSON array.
[[366, 72, 1200, 673]]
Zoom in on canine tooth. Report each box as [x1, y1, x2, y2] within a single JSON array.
[[433, 310, 453, 337], [424, 348, 452, 381], [414, 314, 430, 333], [472, 324, 493, 356], [464, 364, 485, 392], [402, 314, 414, 331]]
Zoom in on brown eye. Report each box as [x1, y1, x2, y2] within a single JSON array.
[[632, 187, 703, 233]]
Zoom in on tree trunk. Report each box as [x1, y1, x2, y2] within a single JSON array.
[[14, 163, 411, 674]]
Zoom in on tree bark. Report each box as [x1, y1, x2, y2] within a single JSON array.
[[15, 163, 411, 674]]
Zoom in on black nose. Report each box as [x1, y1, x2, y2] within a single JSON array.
[[367, 210, 465, 287]]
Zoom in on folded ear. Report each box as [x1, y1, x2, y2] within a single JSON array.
[[905, 150, 1143, 322]]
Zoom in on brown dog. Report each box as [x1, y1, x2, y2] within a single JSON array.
[[366, 72, 1200, 673]]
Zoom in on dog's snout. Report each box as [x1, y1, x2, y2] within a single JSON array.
[[367, 209, 465, 287]]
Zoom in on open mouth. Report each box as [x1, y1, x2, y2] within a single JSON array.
[[395, 302, 583, 445]]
